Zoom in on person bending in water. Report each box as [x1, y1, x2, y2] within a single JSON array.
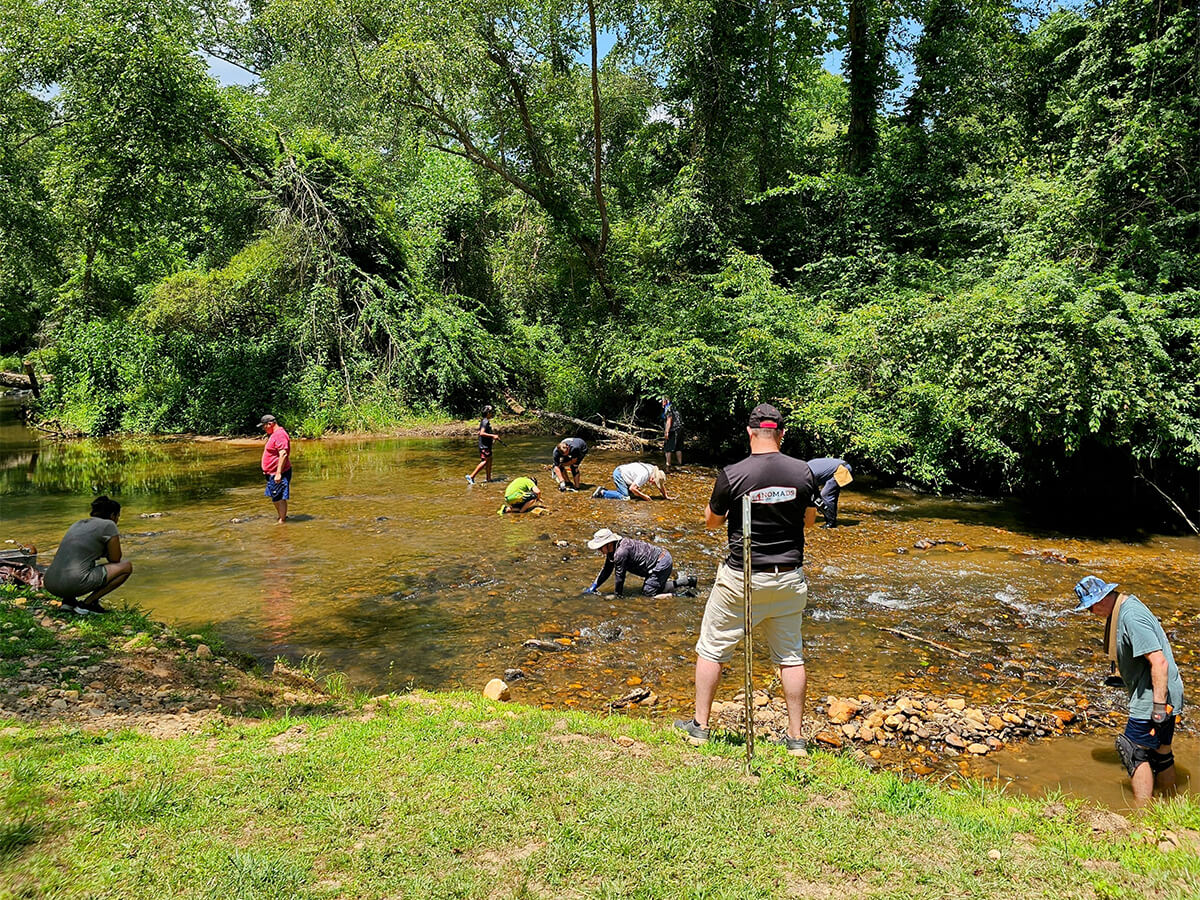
[[466, 405, 501, 485], [43, 496, 133, 613], [583, 529, 696, 597], [805, 457, 853, 528], [551, 437, 588, 491], [591, 462, 670, 501], [1073, 575, 1184, 804], [499, 477, 545, 514]]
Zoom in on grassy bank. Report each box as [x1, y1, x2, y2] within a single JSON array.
[[2, 592, 1198, 899]]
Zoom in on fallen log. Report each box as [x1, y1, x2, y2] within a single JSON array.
[[0, 371, 51, 389], [501, 390, 660, 449]]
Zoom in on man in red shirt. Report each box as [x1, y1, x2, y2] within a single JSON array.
[[260, 414, 292, 524]]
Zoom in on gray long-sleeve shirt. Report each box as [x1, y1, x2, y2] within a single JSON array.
[[595, 537, 664, 595]]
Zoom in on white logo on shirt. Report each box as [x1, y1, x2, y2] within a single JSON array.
[[747, 486, 797, 504]]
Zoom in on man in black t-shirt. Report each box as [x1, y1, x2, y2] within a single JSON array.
[[551, 437, 588, 491], [674, 403, 817, 755]]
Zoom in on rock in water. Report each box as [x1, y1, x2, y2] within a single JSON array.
[[522, 639, 567, 652], [596, 622, 623, 642], [503, 668, 525, 681], [483, 679, 511, 701]]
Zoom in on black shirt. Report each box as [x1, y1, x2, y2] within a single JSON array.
[[479, 418, 493, 451], [553, 437, 588, 467], [709, 451, 816, 570]]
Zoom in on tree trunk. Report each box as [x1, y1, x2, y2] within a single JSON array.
[[845, 0, 885, 174]]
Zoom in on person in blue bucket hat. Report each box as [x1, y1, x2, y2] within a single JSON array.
[[1073, 574, 1184, 804]]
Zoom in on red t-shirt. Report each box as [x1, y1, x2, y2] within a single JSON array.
[[261, 427, 292, 474]]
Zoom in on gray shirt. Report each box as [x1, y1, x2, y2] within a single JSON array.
[[45, 517, 118, 588], [1115, 595, 1185, 719]]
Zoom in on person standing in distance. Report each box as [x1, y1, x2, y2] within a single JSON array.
[[675, 403, 817, 755], [260, 414, 292, 524], [1073, 575, 1184, 804], [661, 397, 684, 472], [466, 405, 501, 485]]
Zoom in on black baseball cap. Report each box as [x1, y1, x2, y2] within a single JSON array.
[[259, 414, 277, 425], [748, 403, 783, 429]]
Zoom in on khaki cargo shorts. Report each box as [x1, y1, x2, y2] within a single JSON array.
[[694, 563, 808, 666]]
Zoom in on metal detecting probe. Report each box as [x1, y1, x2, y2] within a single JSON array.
[[741, 494, 755, 772]]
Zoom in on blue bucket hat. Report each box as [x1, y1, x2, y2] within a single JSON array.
[[1073, 575, 1118, 612]]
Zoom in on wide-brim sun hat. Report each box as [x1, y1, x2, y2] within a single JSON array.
[[1073, 575, 1118, 612], [587, 528, 623, 550]]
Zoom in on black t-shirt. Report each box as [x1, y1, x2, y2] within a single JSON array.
[[479, 418, 493, 451], [708, 451, 816, 570], [553, 437, 588, 467]]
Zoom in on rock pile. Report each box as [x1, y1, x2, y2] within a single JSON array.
[[711, 690, 1098, 759]]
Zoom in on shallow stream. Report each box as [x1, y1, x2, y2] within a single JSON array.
[[2, 404, 1196, 808]]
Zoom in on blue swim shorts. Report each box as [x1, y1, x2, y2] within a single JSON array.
[[265, 470, 291, 501]]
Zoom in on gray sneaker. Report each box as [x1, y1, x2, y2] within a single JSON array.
[[772, 735, 808, 757], [591, 486, 604, 498], [672, 718, 711, 745], [465, 475, 475, 485]]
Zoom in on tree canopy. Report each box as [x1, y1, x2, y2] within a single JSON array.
[[1, 0, 1197, 515]]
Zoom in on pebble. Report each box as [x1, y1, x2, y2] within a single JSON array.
[[987, 850, 1001, 861], [196, 644, 213, 660], [967, 743, 989, 755]]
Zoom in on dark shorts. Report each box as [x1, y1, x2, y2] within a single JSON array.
[[664, 430, 683, 453], [1125, 715, 1176, 749], [265, 470, 292, 501], [45, 563, 108, 600], [479, 446, 493, 460]]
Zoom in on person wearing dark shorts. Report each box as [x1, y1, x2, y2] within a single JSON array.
[[674, 403, 818, 755], [467, 405, 501, 485], [260, 414, 292, 523], [583, 528, 697, 597], [1073, 575, 1184, 804], [806, 457, 852, 527], [661, 398, 684, 471], [43, 496, 133, 613], [552, 437, 588, 491]]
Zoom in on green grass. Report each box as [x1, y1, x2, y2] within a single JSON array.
[[0, 585, 157, 679], [1, 695, 1197, 899]]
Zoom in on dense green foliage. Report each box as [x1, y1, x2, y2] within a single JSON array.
[[1, 0, 1197, 504]]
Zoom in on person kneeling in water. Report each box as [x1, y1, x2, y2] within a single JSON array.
[[583, 528, 696, 597], [44, 496, 133, 613], [499, 477, 545, 514]]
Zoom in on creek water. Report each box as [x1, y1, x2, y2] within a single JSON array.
[[2, 402, 1196, 809]]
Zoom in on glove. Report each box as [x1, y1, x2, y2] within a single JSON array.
[[1151, 702, 1170, 724], [813, 497, 828, 513], [583, 583, 599, 595]]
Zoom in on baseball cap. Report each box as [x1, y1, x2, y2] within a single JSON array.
[[748, 403, 783, 429], [259, 414, 277, 426]]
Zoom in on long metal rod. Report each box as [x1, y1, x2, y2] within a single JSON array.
[[741, 494, 755, 771]]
